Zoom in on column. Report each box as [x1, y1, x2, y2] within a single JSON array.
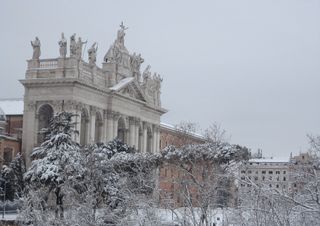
[[102, 111, 108, 143], [152, 125, 157, 153], [73, 109, 81, 143], [22, 101, 37, 168], [113, 113, 119, 139], [156, 127, 160, 153], [135, 119, 140, 150], [106, 111, 114, 142], [142, 122, 148, 153], [129, 117, 135, 147], [89, 107, 96, 143]]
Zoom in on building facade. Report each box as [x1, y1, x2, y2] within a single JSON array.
[[239, 158, 290, 191], [21, 25, 167, 166], [0, 107, 20, 167]]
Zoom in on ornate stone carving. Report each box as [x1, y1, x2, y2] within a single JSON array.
[[113, 112, 121, 121], [58, 32, 67, 58], [76, 37, 87, 60], [63, 100, 77, 111], [31, 37, 41, 60], [70, 34, 77, 57], [141, 65, 162, 106], [117, 22, 128, 48], [90, 106, 98, 115], [52, 100, 63, 112], [88, 42, 98, 65], [130, 53, 144, 81], [103, 22, 130, 68], [26, 101, 36, 111]]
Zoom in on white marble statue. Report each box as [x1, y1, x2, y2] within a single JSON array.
[[117, 22, 128, 47], [70, 33, 77, 57], [76, 37, 87, 60], [131, 53, 144, 72], [142, 65, 151, 83], [58, 32, 67, 58], [31, 37, 41, 60], [88, 42, 98, 65]]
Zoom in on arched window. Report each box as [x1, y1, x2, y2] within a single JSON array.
[[146, 126, 153, 153], [80, 108, 89, 146], [117, 117, 126, 143], [95, 112, 103, 143], [37, 104, 53, 144]]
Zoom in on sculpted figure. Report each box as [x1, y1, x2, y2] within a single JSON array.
[[131, 53, 144, 72], [116, 22, 128, 47], [70, 34, 77, 57], [142, 65, 151, 84], [153, 73, 163, 91], [31, 37, 41, 59], [76, 37, 87, 60], [58, 32, 67, 58], [88, 42, 98, 65]]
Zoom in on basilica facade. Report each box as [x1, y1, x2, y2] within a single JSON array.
[[21, 24, 167, 166]]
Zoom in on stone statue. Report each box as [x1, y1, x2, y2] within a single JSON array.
[[142, 65, 151, 83], [131, 53, 144, 72], [76, 37, 87, 60], [88, 42, 98, 65], [31, 37, 41, 60], [58, 32, 67, 58], [116, 22, 128, 47], [153, 73, 163, 90], [70, 33, 77, 57]]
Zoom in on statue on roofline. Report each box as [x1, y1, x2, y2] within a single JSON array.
[[31, 37, 41, 60], [76, 37, 87, 60], [116, 21, 128, 47], [58, 32, 67, 58], [70, 33, 77, 57], [130, 52, 144, 80], [88, 42, 98, 65]]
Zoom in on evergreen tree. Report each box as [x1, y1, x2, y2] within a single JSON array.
[[21, 112, 85, 224]]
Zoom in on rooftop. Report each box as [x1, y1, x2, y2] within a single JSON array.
[[249, 158, 290, 163], [0, 98, 23, 115]]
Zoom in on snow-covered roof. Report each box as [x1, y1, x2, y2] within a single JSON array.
[[0, 98, 24, 115], [160, 122, 205, 140], [249, 158, 289, 163], [110, 77, 134, 91]]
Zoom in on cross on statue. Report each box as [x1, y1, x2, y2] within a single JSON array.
[[120, 21, 128, 31]]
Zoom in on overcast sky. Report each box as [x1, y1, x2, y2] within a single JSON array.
[[1, 0, 320, 157]]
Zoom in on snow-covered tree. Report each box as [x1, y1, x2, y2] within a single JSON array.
[[159, 142, 250, 225], [20, 112, 85, 224]]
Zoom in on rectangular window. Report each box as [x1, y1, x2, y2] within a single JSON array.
[[3, 147, 13, 165], [248, 170, 252, 174], [241, 170, 246, 174], [262, 171, 266, 174], [283, 177, 286, 181], [269, 171, 273, 174], [276, 171, 280, 174], [283, 171, 286, 174]]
